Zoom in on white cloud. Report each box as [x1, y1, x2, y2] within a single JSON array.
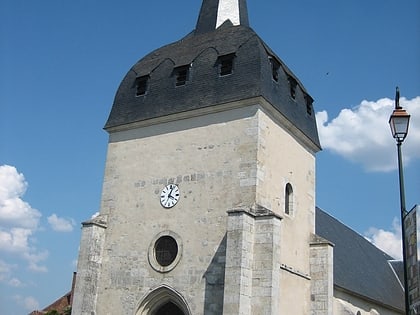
[[24, 251, 49, 273], [14, 295, 40, 311], [9, 277, 23, 287], [0, 259, 15, 282], [365, 218, 402, 259], [0, 165, 47, 272], [0, 165, 41, 229], [0, 165, 26, 200], [24, 296, 40, 311], [316, 96, 420, 172], [48, 214, 75, 232], [0, 228, 32, 253], [0, 259, 26, 287]]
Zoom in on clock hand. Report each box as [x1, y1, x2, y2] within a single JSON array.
[[169, 185, 178, 199]]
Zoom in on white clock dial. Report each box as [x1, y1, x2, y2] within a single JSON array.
[[160, 184, 180, 208]]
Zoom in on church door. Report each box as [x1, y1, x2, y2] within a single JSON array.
[[154, 302, 185, 315]]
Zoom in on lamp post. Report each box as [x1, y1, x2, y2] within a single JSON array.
[[389, 87, 411, 314]]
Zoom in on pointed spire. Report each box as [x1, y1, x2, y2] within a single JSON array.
[[195, 0, 249, 34]]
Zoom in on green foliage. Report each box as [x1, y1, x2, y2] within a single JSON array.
[[43, 307, 71, 315]]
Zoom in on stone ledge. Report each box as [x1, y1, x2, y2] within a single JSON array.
[[227, 204, 283, 220]]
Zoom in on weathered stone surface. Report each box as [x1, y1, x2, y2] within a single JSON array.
[[73, 102, 317, 314]]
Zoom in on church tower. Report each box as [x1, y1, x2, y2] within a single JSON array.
[[72, 0, 321, 314]]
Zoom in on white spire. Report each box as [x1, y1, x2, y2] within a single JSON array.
[[216, 0, 241, 28], [195, 0, 249, 34]]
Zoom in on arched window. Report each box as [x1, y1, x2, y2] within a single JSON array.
[[285, 183, 293, 215]]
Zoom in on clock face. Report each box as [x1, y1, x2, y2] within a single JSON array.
[[160, 184, 180, 208]]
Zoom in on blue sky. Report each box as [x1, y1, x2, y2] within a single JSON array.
[[1, 0, 419, 314]]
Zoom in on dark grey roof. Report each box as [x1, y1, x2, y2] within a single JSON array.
[[105, 23, 320, 149], [195, 0, 249, 34], [316, 207, 404, 311], [105, 2, 321, 150], [390, 260, 404, 284]]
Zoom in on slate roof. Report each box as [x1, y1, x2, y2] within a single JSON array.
[[105, 6, 320, 150], [316, 207, 404, 311]]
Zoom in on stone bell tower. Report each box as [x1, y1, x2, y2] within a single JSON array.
[[72, 0, 321, 314]]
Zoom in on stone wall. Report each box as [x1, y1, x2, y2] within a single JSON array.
[[72, 216, 107, 315], [222, 208, 281, 315], [310, 234, 334, 315], [74, 100, 317, 314]]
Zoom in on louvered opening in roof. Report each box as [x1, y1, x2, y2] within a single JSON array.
[[217, 53, 235, 76], [174, 65, 190, 86]]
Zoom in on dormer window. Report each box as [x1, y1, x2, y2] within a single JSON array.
[[218, 53, 235, 76], [269, 56, 280, 82], [288, 76, 298, 99], [305, 95, 313, 116], [135, 75, 149, 96], [174, 65, 190, 86]]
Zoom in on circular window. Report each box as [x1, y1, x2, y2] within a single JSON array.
[[149, 231, 183, 273], [155, 236, 178, 267]]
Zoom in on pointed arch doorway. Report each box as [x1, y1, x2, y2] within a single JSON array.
[[153, 301, 184, 315], [136, 286, 190, 315]]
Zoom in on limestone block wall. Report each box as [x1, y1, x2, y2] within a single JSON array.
[[223, 210, 255, 315], [255, 108, 316, 272], [74, 99, 318, 314], [250, 212, 281, 314], [72, 217, 107, 315], [310, 235, 334, 315], [254, 107, 316, 314], [93, 105, 262, 315], [223, 209, 281, 315]]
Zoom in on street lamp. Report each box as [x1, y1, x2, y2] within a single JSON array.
[[389, 87, 411, 314]]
